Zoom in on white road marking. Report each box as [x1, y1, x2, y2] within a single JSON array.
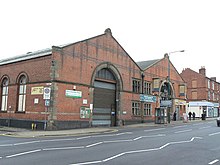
[[209, 159, 219, 165], [0, 132, 133, 148], [144, 128, 166, 132], [41, 138, 76, 142], [86, 142, 103, 148], [71, 161, 102, 165], [77, 136, 91, 140], [209, 132, 220, 136], [133, 137, 142, 141], [104, 139, 132, 143], [103, 153, 125, 162], [173, 125, 187, 129], [199, 126, 211, 130], [175, 129, 192, 134], [43, 146, 84, 151], [70, 137, 202, 165], [13, 141, 40, 146], [193, 123, 204, 126], [6, 149, 41, 158], [0, 144, 13, 147]]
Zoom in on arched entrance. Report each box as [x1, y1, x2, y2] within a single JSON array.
[[159, 81, 174, 123], [91, 63, 123, 127]]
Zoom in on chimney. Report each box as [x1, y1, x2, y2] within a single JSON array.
[[199, 66, 206, 76], [104, 28, 112, 36], [211, 77, 216, 81]]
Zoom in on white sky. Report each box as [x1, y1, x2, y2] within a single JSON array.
[[1, 0, 220, 80]]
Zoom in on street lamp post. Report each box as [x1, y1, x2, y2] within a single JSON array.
[[165, 50, 184, 123]]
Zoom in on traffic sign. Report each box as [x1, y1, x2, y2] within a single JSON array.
[[43, 87, 51, 100]]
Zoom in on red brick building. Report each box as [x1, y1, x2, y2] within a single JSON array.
[[181, 67, 220, 117], [137, 54, 186, 123], [0, 29, 186, 130]]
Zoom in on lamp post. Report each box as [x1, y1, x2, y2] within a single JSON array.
[[165, 50, 185, 123]]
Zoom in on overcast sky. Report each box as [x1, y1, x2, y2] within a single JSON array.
[[1, 0, 220, 80]]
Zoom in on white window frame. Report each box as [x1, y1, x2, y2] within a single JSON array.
[[18, 75, 26, 112], [1, 78, 9, 111], [144, 103, 152, 116]]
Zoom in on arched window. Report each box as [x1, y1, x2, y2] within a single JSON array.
[[18, 75, 26, 112], [1, 78, 9, 111]]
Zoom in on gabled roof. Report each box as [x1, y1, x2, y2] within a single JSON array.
[[0, 29, 142, 71], [136, 59, 161, 70]]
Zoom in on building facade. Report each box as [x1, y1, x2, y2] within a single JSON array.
[[0, 29, 186, 130], [137, 54, 187, 123], [181, 67, 220, 118]]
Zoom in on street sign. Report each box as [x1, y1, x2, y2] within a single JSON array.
[[45, 100, 50, 106], [43, 87, 51, 100]]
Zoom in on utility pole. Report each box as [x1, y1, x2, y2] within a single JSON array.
[[166, 50, 185, 123]]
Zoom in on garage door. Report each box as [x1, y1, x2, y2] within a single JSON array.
[[92, 81, 116, 126]]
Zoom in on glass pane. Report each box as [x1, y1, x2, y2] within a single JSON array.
[[19, 85, 24, 94], [18, 95, 23, 111], [2, 87, 6, 95], [22, 95, 26, 111], [1, 96, 6, 111], [23, 85, 26, 94]]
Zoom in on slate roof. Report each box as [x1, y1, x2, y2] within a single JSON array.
[[0, 48, 52, 66], [136, 59, 161, 70]]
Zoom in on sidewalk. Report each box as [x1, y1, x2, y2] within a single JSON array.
[[0, 118, 216, 138]]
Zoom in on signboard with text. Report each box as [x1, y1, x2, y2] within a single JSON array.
[[65, 90, 82, 98], [140, 94, 156, 103]]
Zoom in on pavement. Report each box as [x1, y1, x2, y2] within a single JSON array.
[[0, 118, 217, 138]]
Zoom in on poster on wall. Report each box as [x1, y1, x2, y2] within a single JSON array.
[[153, 78, 160, 92], [80, 107, 91, 118], [31, 86, 44, 95]]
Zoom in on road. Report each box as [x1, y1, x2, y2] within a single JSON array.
[[0, 120, 220, 165]]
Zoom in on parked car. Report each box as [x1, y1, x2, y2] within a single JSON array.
[[217, 117, 220, 127]]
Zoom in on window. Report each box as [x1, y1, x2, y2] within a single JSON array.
[[208, 91, 211, 100], [132, 79, 140, 93], [192, 91, 197, 99], [132, 101, 140, 116], [192, 80, 197, 88], [143, 81, 151, 94], [18, 75, 27, 112], [212, 81, 215, 90], [1, 78, 9, 111], [208, 80, 210, 89], [96, 68, 115, 81], [144, 103, 151, 116]]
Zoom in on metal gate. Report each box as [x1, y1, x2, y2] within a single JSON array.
[[92, 81, 116, 126]]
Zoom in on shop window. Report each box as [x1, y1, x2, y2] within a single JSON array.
[[17, 75, 27, 112], [1, 77, 9, 111], [132, 101, 140, 116], [144, 103, 152, 116]]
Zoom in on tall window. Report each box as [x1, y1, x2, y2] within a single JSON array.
[[18, 75, 26, 112], [132, 79, 140, 93], [132, 101, 140, 116], [143, 81, 151, 94], [1, 78, 9, 111], [208, 80, 210, 89], [144, 103, 152, 116]]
